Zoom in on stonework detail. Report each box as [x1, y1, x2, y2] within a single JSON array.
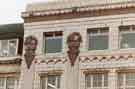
[[22, 0, 135, 18], [35, 56, 67, 64], [80, 53, 135, 63], [24, 36, 38, 69], [67, 32, 82, 66]]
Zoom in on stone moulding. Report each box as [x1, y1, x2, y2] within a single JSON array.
[[39, 70, 63, 77], [22, 2, 135, 18], [0, 58, 22, 65], [82, 68, 135, 74], [80, 53, 135, 62], [35, 57, 67, 65], [83, 68, 109, 75]]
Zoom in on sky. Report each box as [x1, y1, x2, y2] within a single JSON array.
[[0, 0, 56, 24]]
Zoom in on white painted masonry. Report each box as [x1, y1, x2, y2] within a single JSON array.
[[20, 0, 135, 89]]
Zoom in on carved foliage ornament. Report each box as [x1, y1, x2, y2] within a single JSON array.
[[24, 36, 38, 69], [67, 32, 82, 66]]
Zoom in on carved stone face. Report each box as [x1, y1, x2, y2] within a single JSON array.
[[24, 36, 38, 51], [24, 36, 38, 69], [67, 32, 82, 66]]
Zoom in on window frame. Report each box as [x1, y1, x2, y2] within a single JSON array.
[[119, 25, 135, 49], [43, 31, 63, 54], [87, 27, 109, 51], [0, 77, 18, 89], [118, 72, 135, 89], [0, 39, 18, 57], [85, 73, 108, 89], [40, 74, 61, 89]]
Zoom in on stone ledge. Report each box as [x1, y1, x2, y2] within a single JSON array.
[[0, 57, 22, 65]]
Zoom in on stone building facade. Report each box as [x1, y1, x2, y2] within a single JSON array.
[[19, 0, 135, 89]]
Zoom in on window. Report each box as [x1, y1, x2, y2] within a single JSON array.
[[44, 31, 62, 53], [85, 73, 108, 89], [40, 75, 61, 89], [0, 77, 18, 89], [87, 27, 109, 50], [0, 39, 18, 56], [118, 73, 135, 89], [119, 25, 135, 49]]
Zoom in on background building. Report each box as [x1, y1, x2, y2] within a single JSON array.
[[19, 0, 135, 89], [0, 23, 23, 89]]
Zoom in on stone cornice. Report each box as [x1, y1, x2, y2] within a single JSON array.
[[35, 52, 135, 64], [22, 6, 135, 23], [26, 0, 135, 12], [22, 2, 135, 18]]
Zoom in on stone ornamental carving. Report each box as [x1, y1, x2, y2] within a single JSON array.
[[24, 36, 38, 69], [67, 32, 82, 66]]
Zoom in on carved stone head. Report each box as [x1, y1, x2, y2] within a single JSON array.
[[67, 32, 82, 66], [24, 36, 38, 69]]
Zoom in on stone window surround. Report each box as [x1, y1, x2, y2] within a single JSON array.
[[117, 69, 135, 89], [85, 72, 108, 89], [39, 70, 63, 89], [82, 68, 135, 89], [119, 25, 135, 49], [43, 31, 63, 54], [0, 73, 19, 89], [87, 27, 109, 51]]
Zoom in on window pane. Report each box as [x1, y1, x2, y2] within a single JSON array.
[[48, 86, 54, 89], [1, 40, 8, 56], [118, 73, 135, 89], [0, 78, 4, 89], [93, 74, 102, 87], [118, 74, 123, 87], [6, 77, 15, 89], [104, 74, 108, 87], [120, 33, 135, 48], [89, 35, 108, 50], [126, 73, 135, 86], [41, 77, 46, 89], [45, 37, 62, 53], [57, 76, 61, 88], [48, 76, 56, 86], [47, 75, 61, 89], [85, 75, 91, 88], [9, 40, 17, 56]]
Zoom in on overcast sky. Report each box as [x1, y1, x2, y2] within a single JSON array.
[[0, 0, 56, 24]]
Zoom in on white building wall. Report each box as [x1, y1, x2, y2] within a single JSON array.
[[24, 13, 135, 53], [22, 13, 135, 89]]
